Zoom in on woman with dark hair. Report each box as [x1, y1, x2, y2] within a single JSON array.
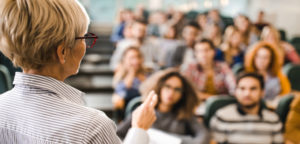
[[117, 69, 209, 144]]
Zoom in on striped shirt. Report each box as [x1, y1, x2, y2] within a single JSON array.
[[210, 104, 283, 144], [0, 72, 146, 144]]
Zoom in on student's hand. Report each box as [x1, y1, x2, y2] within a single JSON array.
[[112, 94, 125, 109], [131, 91, 158, 130]]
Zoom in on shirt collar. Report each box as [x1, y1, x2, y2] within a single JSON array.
[[13, 72, 85, 105], [236, 101, 264, 118]]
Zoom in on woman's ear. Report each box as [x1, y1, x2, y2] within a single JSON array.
[[57, 44, 66, 64]]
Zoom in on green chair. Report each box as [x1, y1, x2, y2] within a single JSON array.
[[283, 63, 300, 91], [0, 64, 12, 94], [279, 29, 287, 41], [232, 63, 244, 76], [291, 43, 300, 55], [276, 94, 294, 125], [203, 95, 237, 128], [290, 37, 300, 44], [125, 96, 142, 118]]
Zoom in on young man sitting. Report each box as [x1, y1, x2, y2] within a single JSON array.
[[210, 72, 283, 144]]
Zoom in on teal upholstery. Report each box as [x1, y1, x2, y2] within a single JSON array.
[[283, 63, 300, 91], [290, 37, 300, 44], [276, 94, 294, 125], [0, 64, 12, 94], [125, 96, 142, 118], [232, 63, 244, 76], [203, 95, 237, 128]]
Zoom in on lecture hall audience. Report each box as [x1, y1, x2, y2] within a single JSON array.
[[110, 7, 300, 143]]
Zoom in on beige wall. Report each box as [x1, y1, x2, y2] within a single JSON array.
[[248, 0, 300, 40]]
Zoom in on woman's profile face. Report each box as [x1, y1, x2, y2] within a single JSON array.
[[65, 36, 86, 76], [255, 47, 272, 72], [160, 76, 183, 108]]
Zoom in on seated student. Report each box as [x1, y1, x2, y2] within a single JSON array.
[[112, 47, 147, 111], [245, 41, 291, 108], [285, 92, 300, 144], [234, 14, 259, 49], [117, 69, 209, 144], [215, 26, 245, 67], [182, 39, 236, 101], [168, 21, 201, 69], [156, 26, 182, 69], [210, 72, 283, 144], [110, 19, 160, 71], [261, 26, 300, 64], [205, 22, 222, 48]]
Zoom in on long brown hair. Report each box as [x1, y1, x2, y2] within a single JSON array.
[[141, 69, 198, 120]]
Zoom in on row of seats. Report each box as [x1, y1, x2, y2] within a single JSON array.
[[291, 36, 300, 55], [126, 94, 294, 130]]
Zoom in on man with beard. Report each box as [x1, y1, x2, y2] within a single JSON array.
[[210, 72, 283, 144]]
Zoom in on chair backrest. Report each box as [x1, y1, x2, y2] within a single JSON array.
[[0, 64, 12, 94], [232, 63, 244, 76], [203, 95, 237, 128], [279, 29, 286, 41], [283, 63, 300, 91], [290, 37, 300, 44], [125, 96, 142, 118], [276, 94, 294, 125]]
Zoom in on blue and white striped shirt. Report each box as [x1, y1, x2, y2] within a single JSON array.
[[0, 72, 148, 144]]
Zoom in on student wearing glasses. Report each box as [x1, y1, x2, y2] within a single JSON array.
[[0, 0, 157, 143], [117, 69, 209, 144]]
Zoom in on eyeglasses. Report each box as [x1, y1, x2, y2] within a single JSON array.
[[162, 84, 183, 94], [75, 33, 98, 48]]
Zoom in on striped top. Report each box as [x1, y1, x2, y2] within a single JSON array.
[[0, 72, 125, 144], [210, 104, 283, 144]]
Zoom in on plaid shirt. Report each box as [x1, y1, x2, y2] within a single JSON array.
[[183, 62, 236, 95]]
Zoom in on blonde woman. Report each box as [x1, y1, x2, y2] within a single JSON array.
[[261, 26, 300, 64], [112, 47, 148, 110], [0, 0, 157, 143], [216, 26, 245, 67]]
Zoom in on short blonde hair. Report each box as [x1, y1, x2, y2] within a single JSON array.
[[0, 0, 90, 69]]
